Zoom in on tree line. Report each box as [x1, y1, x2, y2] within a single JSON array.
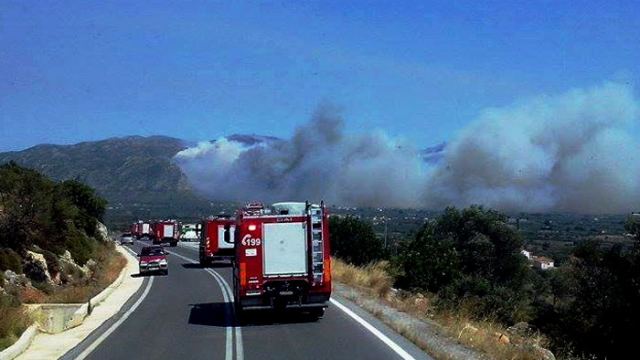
[[0, 161, 108, 272], [330, 207, 640, 359]]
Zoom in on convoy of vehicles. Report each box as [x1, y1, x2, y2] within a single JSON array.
[[199, 216, 235, 266], [138, 245, 169, 275], [125, 200, 331, 319]]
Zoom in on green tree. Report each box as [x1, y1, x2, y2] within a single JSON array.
[[536, 241, 640, 359], [624, 214, 640, 241], [0, 162, 107, 265], [0, 162, 55, 251], [59, 180, 107, 237], [330, 215, 386, 266], [398, 206, 531, 322], [397, 222, 460, 292]]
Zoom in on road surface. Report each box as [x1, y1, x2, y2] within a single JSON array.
[[61, 240, 431, 360]]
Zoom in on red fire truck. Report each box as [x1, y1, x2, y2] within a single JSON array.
[[131, 221, 152, 240], [153, 220, 180, 246], [230, 201, 331, 319], [130, 222, 140, 238], [199, 216, 235, 266]]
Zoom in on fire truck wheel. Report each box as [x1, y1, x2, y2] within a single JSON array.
[[163, 270, 169, 275]]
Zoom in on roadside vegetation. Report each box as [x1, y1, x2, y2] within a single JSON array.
[[0, 162, 124, 350], [330, 208, 640, 360]]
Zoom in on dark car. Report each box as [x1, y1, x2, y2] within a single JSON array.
[[138, 246, 169, 275]]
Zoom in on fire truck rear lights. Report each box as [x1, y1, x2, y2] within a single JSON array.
[[248, 224, 257, 231]]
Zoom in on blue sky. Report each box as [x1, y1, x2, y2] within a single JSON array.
[[1, 0, 638, 151]]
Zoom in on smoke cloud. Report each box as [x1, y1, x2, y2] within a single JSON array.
[[174, 82, 640, 213], [174, 105, 427, 208], [427, 82, 640, 213]]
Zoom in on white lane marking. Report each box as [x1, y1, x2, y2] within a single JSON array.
[[206, 268, 244, 360], [75, 275, 154, 360], [173, 245, 411, 360], [330, 298, 416, 360], [205, 269, 233, 360], [168, 251, 242, 360]]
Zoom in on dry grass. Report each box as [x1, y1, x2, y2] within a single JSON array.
[[45, 247, 126, 304], [0, 244, 126, 350], [17, 287, 47, 304], [0, 300, 31, 351], [332, 258, 394, 298], [332, 257, 548, 360]]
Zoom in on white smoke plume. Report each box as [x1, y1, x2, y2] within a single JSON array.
[[174, 82, 640, 213], [427, 82, 640, 213], [174, 105, 427, 208]]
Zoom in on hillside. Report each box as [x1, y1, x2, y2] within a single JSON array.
[[0, 136, 192, 204]]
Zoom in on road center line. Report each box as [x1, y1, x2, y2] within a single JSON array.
[[174, 242, 413, 360], [206, 268, 244, 360], [167, 250, 242, 360]]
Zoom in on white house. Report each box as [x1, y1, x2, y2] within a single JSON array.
[[533, 256, 554, 270]]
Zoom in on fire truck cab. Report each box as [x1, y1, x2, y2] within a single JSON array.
[[230, 201, 331, 319], [199, 216, 235, 266]]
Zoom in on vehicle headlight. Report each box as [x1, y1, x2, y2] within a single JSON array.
[[159, 259, 168, 266], [140, 261, 148, 266]]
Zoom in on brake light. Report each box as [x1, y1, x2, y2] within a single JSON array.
[[248, 224, 256, 231]]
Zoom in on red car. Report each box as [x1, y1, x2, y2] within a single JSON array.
[[138, 246, 169, 275]]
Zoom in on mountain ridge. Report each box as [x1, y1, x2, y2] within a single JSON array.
[[0, 135, 445, 207]]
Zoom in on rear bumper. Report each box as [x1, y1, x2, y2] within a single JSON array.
[[200, 249, 234, 262], [239, 293, 330, 311], [139, 264, 168, 272], [203, 255, 234, 261]]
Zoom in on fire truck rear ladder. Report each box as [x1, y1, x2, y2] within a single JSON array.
[[309, 204, 324, 285]]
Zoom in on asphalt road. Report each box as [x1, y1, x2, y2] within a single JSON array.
[[62, 240, 431, 360]]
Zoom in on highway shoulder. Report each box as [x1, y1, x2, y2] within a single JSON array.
[[330, 292, 433, 360], [29, 246, 149, 360]]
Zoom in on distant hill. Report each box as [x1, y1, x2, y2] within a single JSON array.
[[224, 133, 282, 146], [0, 134, 445, 225], [0, 136, 195, 204]]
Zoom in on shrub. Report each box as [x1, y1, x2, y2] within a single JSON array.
[[397, 206, 532, 323], [330, 215, 387, 266], [0, 295, 31, 351], [64, 229, 96, 266], [0, 248, 22, 274], [41, 250, 61, 277]]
